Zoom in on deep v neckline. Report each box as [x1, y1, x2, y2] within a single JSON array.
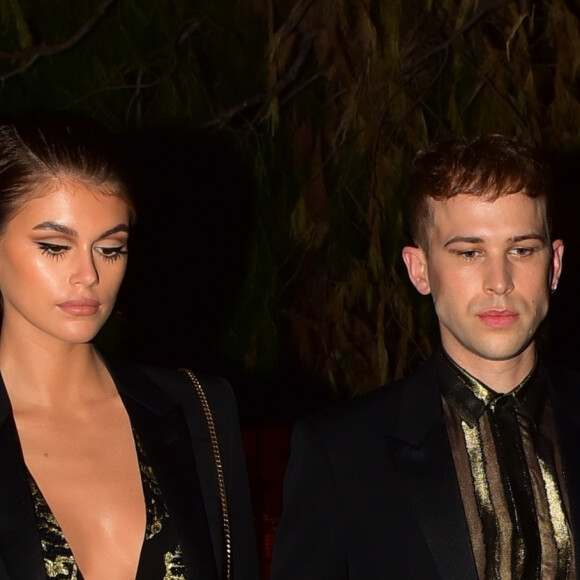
[[26, 432, 187, 579]]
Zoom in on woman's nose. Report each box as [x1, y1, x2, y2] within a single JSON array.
[[69, 251, 99, 286]]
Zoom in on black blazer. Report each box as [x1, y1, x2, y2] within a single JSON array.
[[271, 356, 580, 579], [0, 359, 259, 580]]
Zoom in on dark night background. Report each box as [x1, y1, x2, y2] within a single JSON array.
[[3, 1, 580, 575]]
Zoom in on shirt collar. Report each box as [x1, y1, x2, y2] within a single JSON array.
[[436, 349, 546, 428]]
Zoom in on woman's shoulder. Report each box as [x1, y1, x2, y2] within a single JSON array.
[[139, 364, 233, 401], [113, 359, 238, 421]]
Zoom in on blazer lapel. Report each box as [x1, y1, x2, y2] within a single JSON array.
[[110, 361, 219, 580], [0, 378, 45, 580], [385, 358, 477, 580]]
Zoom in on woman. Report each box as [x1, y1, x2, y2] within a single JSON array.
[[0, 114, 258, 580]]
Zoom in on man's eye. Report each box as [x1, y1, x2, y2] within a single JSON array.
[[456, 250, 479, 260], [511, 247, 534, 257]]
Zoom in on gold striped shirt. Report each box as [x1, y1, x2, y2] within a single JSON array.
[[438, 351, 575, 579]]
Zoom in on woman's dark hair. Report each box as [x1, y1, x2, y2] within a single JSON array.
[[0, 112, 135, 232]]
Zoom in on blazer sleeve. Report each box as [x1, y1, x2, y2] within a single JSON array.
[[271, 418, 348, 579]]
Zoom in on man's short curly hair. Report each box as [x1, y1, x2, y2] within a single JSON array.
[[408, 135, 552, 251]]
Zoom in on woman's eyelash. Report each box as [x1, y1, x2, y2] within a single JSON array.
[[36, 242, 68, 260], [36, 242, 128, 262], [96, 246, 128, 262]]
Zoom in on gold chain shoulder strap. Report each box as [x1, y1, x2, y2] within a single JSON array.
[[179, 368, 232, 580]]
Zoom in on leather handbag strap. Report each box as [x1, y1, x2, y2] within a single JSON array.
[[179, 368, 232, 580]]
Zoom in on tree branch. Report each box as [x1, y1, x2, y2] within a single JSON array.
[[402, 0, 513, 78], [0, 0, 119, 82]]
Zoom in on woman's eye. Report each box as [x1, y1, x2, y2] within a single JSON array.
[[95, 246, 128, 262], [36, 242, 69, 259]]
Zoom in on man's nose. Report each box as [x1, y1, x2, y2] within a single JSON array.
[[484, 256, 514, 295]]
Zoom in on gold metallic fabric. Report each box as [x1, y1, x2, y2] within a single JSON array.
[[438, 352, 575, 580], [28, 433, 187, 579]]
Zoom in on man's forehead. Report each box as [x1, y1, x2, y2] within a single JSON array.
[[426, 192, 546, 215], [426, 193, 548, 238]]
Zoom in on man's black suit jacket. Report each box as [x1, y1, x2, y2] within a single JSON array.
[[271, 355, 580, 579], [0, 359, 259, 580]]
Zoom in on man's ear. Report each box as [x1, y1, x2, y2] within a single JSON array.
[[550, 238, 564, 291], [402, 246, 431, 295]]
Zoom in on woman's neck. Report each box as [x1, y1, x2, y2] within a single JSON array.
[[0, 332, 114, 408]]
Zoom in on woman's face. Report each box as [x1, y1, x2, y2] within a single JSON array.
[[0, 178, 130, 346]]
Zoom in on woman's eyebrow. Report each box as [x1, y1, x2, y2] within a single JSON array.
[[98, 224, 129, 239], [33, 221, 77, 236], [32, 221, 129, 240]]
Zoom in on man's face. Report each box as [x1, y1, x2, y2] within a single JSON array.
[[402, 192, 563, 375]]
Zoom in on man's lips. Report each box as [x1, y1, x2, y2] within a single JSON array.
[[57, 299, 101, 316], [477, 309, 519, 328]]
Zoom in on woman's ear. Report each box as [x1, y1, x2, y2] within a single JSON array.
[[401, 246, 431, 295]]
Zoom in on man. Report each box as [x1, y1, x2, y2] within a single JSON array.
[[271, 135, 580, 579]]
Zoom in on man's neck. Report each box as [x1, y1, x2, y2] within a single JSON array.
[[441, 345, 537, 394]]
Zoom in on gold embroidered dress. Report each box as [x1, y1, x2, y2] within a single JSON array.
[[27, 433, 187, 580]]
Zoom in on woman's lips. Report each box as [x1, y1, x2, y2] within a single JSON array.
[[477, 309, 519, 328], [57, 299, 101, 316]]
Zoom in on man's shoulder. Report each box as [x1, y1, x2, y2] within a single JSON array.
[[543, 360, 580, 412], [544, 360, 580, 385], [299, 357, 438, 436]]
